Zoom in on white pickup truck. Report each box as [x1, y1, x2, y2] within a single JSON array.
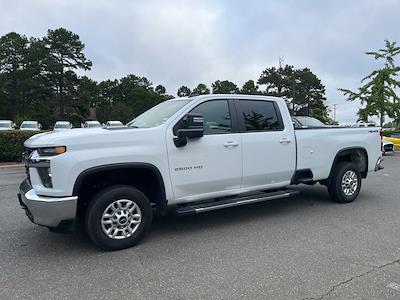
[[18, 94, 383, 250]]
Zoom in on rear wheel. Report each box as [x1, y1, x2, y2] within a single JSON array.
[[328, 162, 361, 203], [85, 185, 152, 251]]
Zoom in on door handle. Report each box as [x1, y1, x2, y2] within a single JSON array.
[[279, 138, 292, 144], [224, 141, 239, 147]]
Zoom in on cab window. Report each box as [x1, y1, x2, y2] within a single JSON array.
[[238, 100, 283, 132], [190, 100, 232, 135]]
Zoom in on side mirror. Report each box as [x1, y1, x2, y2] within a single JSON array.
[[174, 113, 204, 147]]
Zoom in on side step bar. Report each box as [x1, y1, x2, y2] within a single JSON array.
[[175, 189, 300, 216]]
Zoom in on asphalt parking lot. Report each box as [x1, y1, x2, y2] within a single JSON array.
[[1, 155, 400, 300]]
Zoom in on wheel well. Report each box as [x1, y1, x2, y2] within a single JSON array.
[[329, 148, 368, 179], [74, 165, 166, 218]]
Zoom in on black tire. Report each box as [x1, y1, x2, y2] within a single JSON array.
[[328, 162, 362, 203], [85, 185, 152, 251]]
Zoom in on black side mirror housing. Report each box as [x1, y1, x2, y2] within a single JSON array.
[[174, 113, 204, 147]]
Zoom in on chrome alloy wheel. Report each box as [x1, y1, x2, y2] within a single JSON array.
[[101, 199, 142, 239], [341, 170, 358, 196]]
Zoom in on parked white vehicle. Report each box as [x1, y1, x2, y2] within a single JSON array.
[[19, 94, 383, 250], [105, 121, 124, 128], [81, 120, 102, 128], [292, 116, 329, 128], [19, 121, 41, 131], [53, 121, 73, 131], [353, 122, 376, 127], [382, 140, 394, 154], [0, 120, 15, 131]]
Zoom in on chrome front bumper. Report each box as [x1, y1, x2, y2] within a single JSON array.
[[18, 179, 78, 228]]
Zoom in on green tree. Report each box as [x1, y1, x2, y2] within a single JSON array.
[[339, 40, 400, 126], [258, 64, 329, 122], [0, 74, 6, 118], [240, 80, 260, 94], [177, 85, 191, 97], [96, 79, 120, 121], [73, 76, 100, 125], [258, 65, 295, 99], [192, 83, 210, 95], [292, 68, 327, 120], [0, 34, 50, 123], [0, 32, 29, 117], [23, 38, 53, 126], [155, 84, 166, 95], [211, 80, 239, 94], [95, 74, 170, 123], [43, 28, 92, 118]]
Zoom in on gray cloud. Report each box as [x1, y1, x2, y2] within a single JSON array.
[[1, 0, 399, 124]]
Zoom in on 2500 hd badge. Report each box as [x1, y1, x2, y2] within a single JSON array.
[[174, 165, 203, 172]]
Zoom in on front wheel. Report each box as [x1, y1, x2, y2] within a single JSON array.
[[328, 162, 362, 203], [85, 185, 153, 251]]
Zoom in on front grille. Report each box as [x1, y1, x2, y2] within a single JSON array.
[[22, 147, 34, 162], [25, 165, 31, 184], [23, 148, 34, 184]]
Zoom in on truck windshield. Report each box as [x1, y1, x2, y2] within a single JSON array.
[[127, 99, 190, 128]]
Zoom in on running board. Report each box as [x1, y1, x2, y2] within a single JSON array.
[[175, 189, 300, 216]]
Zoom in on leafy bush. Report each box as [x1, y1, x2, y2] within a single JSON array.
[[0, 131, 46, 162], [383, 130, 400, 137]]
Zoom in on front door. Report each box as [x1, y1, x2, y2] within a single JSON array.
[[167, 99, 242, 202]]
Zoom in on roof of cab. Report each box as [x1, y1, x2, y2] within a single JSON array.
[[169, 94, 282, 102]]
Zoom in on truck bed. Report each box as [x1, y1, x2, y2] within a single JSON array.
[[294, 127, 382, 181]]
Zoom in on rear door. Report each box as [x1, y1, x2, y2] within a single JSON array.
[[237, 99, 296, 189]]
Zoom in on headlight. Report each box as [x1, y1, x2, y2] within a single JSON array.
[[38, 146, 66, 156]]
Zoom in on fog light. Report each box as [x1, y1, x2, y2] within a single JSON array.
[[37, 167, 53, 188]]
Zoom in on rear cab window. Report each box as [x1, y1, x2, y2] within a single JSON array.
[[237, 99, 284, 132]]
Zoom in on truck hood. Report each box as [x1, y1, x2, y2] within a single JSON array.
[[25, 128, 112, 148], [24, 126, 163, 151]]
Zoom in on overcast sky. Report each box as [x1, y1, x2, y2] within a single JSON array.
[[1, 0, 399, 124]]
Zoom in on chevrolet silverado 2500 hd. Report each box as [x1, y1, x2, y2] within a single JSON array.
[[18, 94, 383, 250]]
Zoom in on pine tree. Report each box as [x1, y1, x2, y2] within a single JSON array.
[[339, 40, 400, 126]]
